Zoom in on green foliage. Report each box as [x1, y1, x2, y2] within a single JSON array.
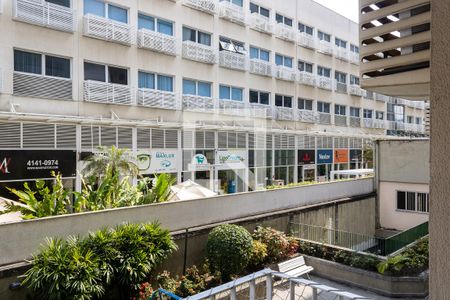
[[252, 226, 290, 262], [248, 240, 268, 268], [136, 174, 176, 204], [82, 146, 139, 178], [206, 224, 253, 280]]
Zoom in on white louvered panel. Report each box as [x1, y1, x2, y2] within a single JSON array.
[[56, 124, 76, 148], [137, 128, 150, 149], [182, 41, 216, 64], [183, 130, 194, 149], [22, 123, 55, 148], [274, 107, 294, 121], [349, 84, 363, 96], [165, 130, 178, 148], [249, 59, 272, 77], [219, 51, 247, 71], [137, 29, 177, 56], [298, 72, 316, 86], [84, 80, 132, 105], [349, 52, 359, 65], [334, 47, 348, 61], [249, 103, 272, 119], [255, 134, 266, 149], [0, 122, 21, 148], [228, 132, 237, 148], [237, 133, 246, 148], [249, 13, 272, 35], [81, 125, 100, 149], [288, 135, 295, 148], [182, 95, 214, 112], [218, 132, 227, 148], [318, 113, 331, 124], [204, 131, 215, 149], [350, 117, 361, 127], [100, 127, 117, 147], [266, 134, 273, 149], [297, 32, 316, 49], [335, 82, 348, 94], [274, 23, 296, 43], [335, 115, 348, 127], [13, 0, 75, 32], [137, 89, 178, 110], [183, 0, 215, 15], [350, 138, 362, 149], [334, 137, 348, 149], [219, 100, 247, 116], [298, 135, 315, 149], [248, 133, 255, 149], [13, 72, 72, 100], [317, 76, 332, 90], [317, 40, 333, 56], [195, 131, 205, 149], [218, 1, 246, 26], [117, 127, 132, 149], [274, 135, 281, 149], [297, 110, 319, 123], [151, 129, 165, 148], [83, 14, 132, 45], [274, 66, 297, 82], [317, 136, 332, 149]]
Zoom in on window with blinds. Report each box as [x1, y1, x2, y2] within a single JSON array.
[[397, 191, 429, 213]]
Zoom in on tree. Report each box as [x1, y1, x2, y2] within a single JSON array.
[[136, 174, 176, 204]]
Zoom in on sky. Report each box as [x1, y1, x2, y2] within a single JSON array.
[[313, 0, 359, 22]]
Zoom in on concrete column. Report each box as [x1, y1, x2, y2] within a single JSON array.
[[430, 0, 450, 297]]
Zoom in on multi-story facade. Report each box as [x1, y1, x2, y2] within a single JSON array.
[[0, 0, 426, 195]]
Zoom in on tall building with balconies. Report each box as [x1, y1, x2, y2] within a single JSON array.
[[0, 0, 426, 195]]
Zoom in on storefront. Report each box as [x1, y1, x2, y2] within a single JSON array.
[[316, 149, 333, 181], [248, 149, 272, 191], [349, 149, 363, 169], [216, 150, 247, 194], [137, 149, 178, 179], [333, 149, 349, 171], [183, 152, 214, 190], [274, 149, 295, 185], [298, 150, 315, 182]]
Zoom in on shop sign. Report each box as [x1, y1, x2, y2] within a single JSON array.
[[350, 149, 362, 162], [216, 150, 247, 170], [316, 150, 333, 164], [137, 150, 178, 174], [298, 150, 315, 165], [0, 150, 76, 181], [334, 149, 349, 163], [188, 154, 211, 171]]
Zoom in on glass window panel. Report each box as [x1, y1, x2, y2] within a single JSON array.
[[47, 0, 71, 7], [249, 90, 258, 103], [198, 32, 211, 46], [84, 0, 105, 16], [275, 95, 283, 107], [231, 88, 243, 101], [260, 7, 269, 18], [108, 4, 127, 23], [260, 50, 269, 61], [157, 19, 173, 36], [183, 79, 196, 95], [305, 100, 312, 110], [397, 191, 406, 210], [157, 75, 173, 92], [198, 82, 211, 97], [249, 3, 258, 13], [45, 55, 70, 78], [219, 85, 230, 99], [275, 54, 283, 66], [284, 17, 292, 26], [284, 57, 292, 68], [260, 92, 269, 105], [275, 14, 283, 24], [84, 62, 105, 82], [138, 71, 155, 89], [14, 50, 42, 75], [138, 14, 154, 30], [232, 0, 243, 7], [182, 27, 196, 42], [108, 66, 127, 85], [250, 47, 258, 59], [284, 97, 292, 108]]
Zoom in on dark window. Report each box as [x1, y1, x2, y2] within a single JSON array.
[[84, 62, 105, 82], [14, 50, 42, 75], [250, 3, 258, 13], [249, 90, 258, 103], [108, 66, 127, 85], [47, 0, 71, 7], [260, 7, 269, 17], [260, 92, 269, 105], [45, 55, 70, 78], [397, 191, 406, 210]]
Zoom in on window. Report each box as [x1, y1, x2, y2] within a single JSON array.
[[317, 66, 331, 78], [250, 2, 269, 18], [14, 50, 70, 79], [416, 117, 422, 125], [219, 85, 243, 101], [47, 0, 70, 8], [376, 111, 384, 120], [317, 101, 330, 113], [84, 0, 128, 23], [298, 23, 313, 35], [298, 60, 313, 73], [397, 191, 429, 213], [350, 107, 360, 117], [183, 79, 211, 97], [350, 44, 359, 53], [84, 62, 127, 85], [298, 98, 313, 110], [407, 116, 414, 123], [249, 46, 270, 61], [335, 71, 347, 84], [138, 71, 173, 92], [388, 104, 405, 122], [335, 37, 347, 48], [275, 13, 292, 26], [275, 54, 293, 68], [183, 27, 211, 46], [249, 90, 270, 105], [221, 0, 243, 7], [350, 75, 360, 85], [219, 37, 246, 54], [363, 109, 373, 119], [318, 31, 331, 42], [335, 104, 346, 116], [275, 95, 292, 108], [138, 14, 173, 36]]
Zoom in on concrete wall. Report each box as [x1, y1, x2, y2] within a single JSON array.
[[0, 178, 373, 266], [379, 181, 429, 231]]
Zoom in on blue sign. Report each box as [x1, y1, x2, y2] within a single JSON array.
[[317, 150, 333, 164]]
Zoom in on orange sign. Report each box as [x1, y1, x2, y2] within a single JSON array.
[[334, 149, 349, 163]]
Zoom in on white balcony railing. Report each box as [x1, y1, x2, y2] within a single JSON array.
[[13, 72, 72, 100], [219, 51, 247, 71], [137, 89, 179, 110], [334, 115, 348, 126], [182, 95, 214, 112], [84, 80, 132, 105], [248, 103, 272, 119], [274, 107, 294, 121], [349, 84, 363, 96], [365, 90, 375, 100], [274, 23, 296, 43], [297, 110, 319, 123], [137, 29, 176, 56], [249, 13, 272, 35], [218, 99, 247, 116], [335, 82, 348, 94], [318, 112, 331, 124], [297, 32, 316, 49], [363, 118, 374, 128], [274, 66, 297, 82], [218, 1, 245, 25], [349, 52, 360, 65], [375, 93, 389, 102], [298, 72, 316, 87], [182, 40, 216, 64], [386, 121, 396, 130], [183, 0, 215, 14], [83, 14, 132, 45], [349, 116, 361, 127], [317, 40, 333, 56], [317, 76, 332, 90], [13, 0, 75, 32], [334, 47, 348, 61], [249, 59, 272, 77]]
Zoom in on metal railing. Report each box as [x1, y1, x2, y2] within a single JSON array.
[[297, 32, 316, 49], [218, 1, 246, 25], [249, 59, 272, 77], [334, 47, 348, 61], [182, 40, 216, 64], [219, 51, 247, 71], [83, 14, 132, 45], [183, 0, 215, 14], [182, 94, 214, 112], [274, 66, 297, 82], [334, 115, 348, 127], [349, 52, 359, 65], [335, 82, 348, 94], [14, 72, 72, 100], [137, 29, 177, 56], [274, 23, 296, 42], [349, 84, 363, 96], [318, 112, 331, 124], [297, 110, 319, 123], [83, 80, 132, 105], [274, 107, 294, 121], [218, 99, 247, 116], [249, 12, 272, 34], [317, 76, 332, 90], [298, 72, 316, 86], [349, 116, 361, 127], [317, 40, 333, 56], [137, 89, 179, 110], [248, 103, 273, 119]]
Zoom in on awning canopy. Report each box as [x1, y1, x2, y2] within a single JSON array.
[[169, 180, 217, 201]]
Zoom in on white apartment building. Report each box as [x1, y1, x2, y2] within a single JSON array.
[[0, 0, 426, 195]]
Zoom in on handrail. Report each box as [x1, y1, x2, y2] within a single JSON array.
[[151, 288, 182, 300]]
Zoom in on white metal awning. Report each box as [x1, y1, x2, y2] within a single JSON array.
[[330, 169, 374, 180]]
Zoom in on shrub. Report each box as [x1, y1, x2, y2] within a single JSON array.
[[248, 240, 268, 268], [206, 224, 253, 280], [252, 226, 290, 262], [134, 282, 153, 300]]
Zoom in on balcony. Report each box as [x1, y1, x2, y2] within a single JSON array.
[[349, 116, 361, 127], [83, 80, 132, 105], [318, 113, 331, 124], [248, 103, 272, 119], [274, 23, 296, 43], [137, 89, 179, 110], [218, 100, 247, 116], [183, 0, 215, 15], [274, 107, 294, 121], [137, 29, 176, 56], [83, 14, 132, 45], [317, 76, 332, 90], [13, 0, 75, 32], [375, 93, 389, 102], [365, 90, 375, 100], [334, 47, 348, 61], [249, 59, 272, 77], [249, 13, 272, 35], [297, 32, 316, 49], [349, 84, 363, 96], [219, 51, 246, 71], [274, 66, 297, 82], [13, 72, 72, 100], [182, 95, 214, 112], [218, 1, 245, 26], [182, 41, 216, 64], [317, 41, 333, 56], [334, 115, 347, 126], [363, 118, 374, 128], [335, 82, 348, 94], [298, 72, 316, 87], [297, 110, 319, 123], [349, 52, 359, 65]]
